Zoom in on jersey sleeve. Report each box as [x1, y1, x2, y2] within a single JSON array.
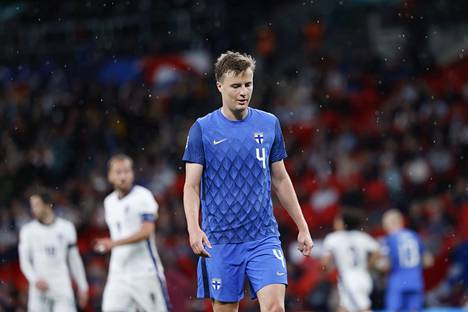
[[182, 121, 205, 165], [139, 189, 159, 222], [67, 222, 78, 248], [18, 227, 38, 283], [103, 197, 111, 227], [364, 234, 380, 252], [270, 117, 287, 163], [66, 223, 89, 292], [322, 235, 334, 253]]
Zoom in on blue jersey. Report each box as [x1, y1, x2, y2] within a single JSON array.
[[183, 108, 287, 244], [384, 229, 425, 291]]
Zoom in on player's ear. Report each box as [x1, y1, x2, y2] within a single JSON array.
[[107, 171, 113, 184], [216, 80, 223, 93]]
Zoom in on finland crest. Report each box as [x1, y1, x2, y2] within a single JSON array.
[[212, 278, 221, 290], [254, 132, 264, 144]]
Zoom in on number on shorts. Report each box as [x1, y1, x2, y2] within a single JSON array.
[[272, 249, 285, 268]]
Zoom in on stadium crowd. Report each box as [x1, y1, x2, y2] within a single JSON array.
[[0, 50, 466, 311]]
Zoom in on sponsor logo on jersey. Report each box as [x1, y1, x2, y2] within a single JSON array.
[[213, 138, 227, 145]]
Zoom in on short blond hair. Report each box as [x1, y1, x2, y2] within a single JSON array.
[[214, 51, 256, 82]]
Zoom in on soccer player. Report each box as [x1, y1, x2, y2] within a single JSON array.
[[94, 154, 170, 312], [18, 190, 89, 312], [183, 51, 313, 312], [321, 210, 380, 312], [381, 209, 434, 312]]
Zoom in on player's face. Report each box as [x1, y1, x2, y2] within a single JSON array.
[[383, 217, 393, 234], [108, 159, 134, 192], [333, 217, 344, 231], [217, 68, 253, 116], [30, 195, 49, 221]]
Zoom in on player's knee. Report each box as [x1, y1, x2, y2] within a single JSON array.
[[261, 302, 285, 312]]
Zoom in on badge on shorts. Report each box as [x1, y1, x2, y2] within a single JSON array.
[[211, 278, 221, 290]]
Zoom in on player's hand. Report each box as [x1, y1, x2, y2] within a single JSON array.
[[93, 238, 113, 254], [297, 230, 314, 256], [189, 228, 212, 257], [35, 279, 49, 292], [77, 289, 88, 308]]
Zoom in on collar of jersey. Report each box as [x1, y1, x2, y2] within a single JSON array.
[[217, 107, 252, 123], [37, 217, 56, 226], [117, 185, 135, 200]]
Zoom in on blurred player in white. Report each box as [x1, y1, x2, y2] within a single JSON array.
[[94, 154, 170, 312], [19, 190, 89, 312], [321, 210, 380, 312]]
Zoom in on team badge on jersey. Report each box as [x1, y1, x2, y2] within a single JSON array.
[[254, 132, 264, 144], [211, 278, 222, 290]]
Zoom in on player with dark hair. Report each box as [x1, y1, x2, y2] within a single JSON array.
[[183, 51, 313, 312], [19, 190, 89, 311], [321, 210, 380, 312]]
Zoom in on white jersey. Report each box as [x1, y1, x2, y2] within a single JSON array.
[[323, 230, 379, 311], [18, 217, 86, 296], [104, 185, 164, 279], [323, 230, 379, 277]]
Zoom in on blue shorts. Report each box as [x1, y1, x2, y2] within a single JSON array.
[[197, 235, 288, 302], [385, 288, 423, 311]]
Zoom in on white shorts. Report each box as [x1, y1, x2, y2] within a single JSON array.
[[102, 275, 168, 312], [338, 273, 372, 312], [28, 287, 76, 312]]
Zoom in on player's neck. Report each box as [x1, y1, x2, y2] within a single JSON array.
[[116, 186, 133, 199], [39, 212, 55, 225], [388, 226, 402, 234], [221, 106, 248, 121]]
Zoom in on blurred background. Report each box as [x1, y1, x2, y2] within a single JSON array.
[[0, 0, 467, 311]]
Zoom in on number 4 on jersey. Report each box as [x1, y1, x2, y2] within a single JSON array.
[[256, 147, 266, 169]]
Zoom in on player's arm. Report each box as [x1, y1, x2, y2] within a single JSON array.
[[320, 251, 334, 272], [183, 162, 211, 257], [374, 253, 390, 272], [18, 229, 39, 283], [374, 239, 391, 272], [271, 160, 313, 256], [18, 228, 49, 291], [95, 192, 159, 252], [320, 236, 334, 272], [417, 235, 434, 268], [96, 221, 155, 252], [368, 250, 382, 271], [423, 251, 434, 268], [68, 240, 89, 308], [365, 235, 382, 271]]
